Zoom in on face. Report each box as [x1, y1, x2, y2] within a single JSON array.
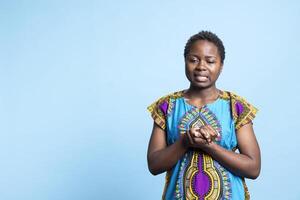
[[185, 40, 223, 89]]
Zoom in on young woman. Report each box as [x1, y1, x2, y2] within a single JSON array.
[[147, 31, 261, 200]]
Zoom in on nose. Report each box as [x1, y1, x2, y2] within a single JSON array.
[[196, 60, 207, 71]]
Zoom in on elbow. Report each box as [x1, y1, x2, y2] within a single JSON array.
[[149, 168, 160, 176], [244, 155, 261, 179], [148, 163, 164, 176], [147, 153, 165, 176], [247, 165, 261, 180], [248, 172, 259, 180], [148, 163, 157, 175]]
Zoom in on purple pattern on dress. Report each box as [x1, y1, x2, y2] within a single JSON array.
[[235, 101, 244, 116], [159, 100, 168, 116], [193, 154, 210, 199]]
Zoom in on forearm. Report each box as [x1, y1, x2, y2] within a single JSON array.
[[148, 136, 188, 175], [203, 143, 260, 179]]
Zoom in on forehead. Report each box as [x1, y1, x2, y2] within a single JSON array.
[[189, 40, 219, 57]]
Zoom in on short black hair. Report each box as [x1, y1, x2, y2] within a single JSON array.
[[184, 31, 225, 64]]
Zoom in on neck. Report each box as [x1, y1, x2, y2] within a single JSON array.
[[185, 85, 219, 100]]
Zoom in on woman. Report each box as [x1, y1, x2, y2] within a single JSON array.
[[147, 31, 261, 200]]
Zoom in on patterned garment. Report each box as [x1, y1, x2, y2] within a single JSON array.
[[147, 90, 258, 200]]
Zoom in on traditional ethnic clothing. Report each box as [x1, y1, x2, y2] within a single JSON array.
[[147, 89, 258, 200]]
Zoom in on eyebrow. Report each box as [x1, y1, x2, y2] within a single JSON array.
[[188, 54, 217, 59]]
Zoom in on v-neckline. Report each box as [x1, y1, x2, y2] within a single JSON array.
[[181, 89, 221, 109]]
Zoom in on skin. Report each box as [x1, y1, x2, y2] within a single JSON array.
[[147, 40, 261, 179]]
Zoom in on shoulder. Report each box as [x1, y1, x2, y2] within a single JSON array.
[[225, 91, 258, 114], [219, 90, 252, 103], [147, 90, 185, 111], [146, 90, 185, 130], [154, 90, 185, 102], [222, 90, 258, 130]]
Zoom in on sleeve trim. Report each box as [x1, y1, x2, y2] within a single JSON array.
[[228, 91, 259, 130], [147, 104, 166, 130], [146, 90, 185, 130]]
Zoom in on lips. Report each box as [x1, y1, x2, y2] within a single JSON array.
[[194, 74, 208, 82]]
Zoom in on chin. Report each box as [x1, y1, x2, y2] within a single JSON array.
[[191, 81, 212, 89]]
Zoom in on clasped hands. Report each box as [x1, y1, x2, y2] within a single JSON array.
[[183, 125, 220, 149]]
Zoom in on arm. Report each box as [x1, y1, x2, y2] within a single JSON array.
[[190, 123, 261, 179], [147, 122, 188, 175]]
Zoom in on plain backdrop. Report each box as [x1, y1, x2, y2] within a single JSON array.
[[1, 0, 300, 199]]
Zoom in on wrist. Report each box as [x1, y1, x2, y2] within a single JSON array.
[[202, 141, 217, 153], [179, 134, 189, 150]]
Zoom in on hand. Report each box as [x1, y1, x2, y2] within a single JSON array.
[[183, 125, 220, 149], [199, 125, 220, 143]]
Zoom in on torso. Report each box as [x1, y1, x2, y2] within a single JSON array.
[[158, 90, 250, 200]]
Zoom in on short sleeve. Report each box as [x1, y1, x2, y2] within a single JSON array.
[[147, 96, 169, 130], [229, 92, 258, 130]]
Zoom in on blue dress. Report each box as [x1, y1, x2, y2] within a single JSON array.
[[147, 90, 258, 200]]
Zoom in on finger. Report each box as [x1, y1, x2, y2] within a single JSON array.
[[206, 125, 221, 141], [204, 127, 214, 143], [199, 127, 211, 143], [204, 125, 218, 142], [194, 129, 201, 137], [187, 129, 195, 145], [192, 128, 203, 143], [194, 137, 209, 145], [206, 125, 218, 137], [192, 127, 201, 137], [190, 128, 197, 137], [200, 126, 210, 139]]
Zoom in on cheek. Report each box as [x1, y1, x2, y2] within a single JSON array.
[[212, 63, 222, 73], [185, 63, 194, 72], [185, 65, 192, 76], [217, 65, 223, 75], [185, 67, 189, 77], [185, 66, 193, 80], [184, 64, 189, 74], [212, 67, 222, 79]]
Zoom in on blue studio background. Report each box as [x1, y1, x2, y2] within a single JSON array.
[[1, 1, 299, 199]]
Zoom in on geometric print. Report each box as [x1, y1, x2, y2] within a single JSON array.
[[178, 106, 222, 143], [147, 89, 257, 200], [175, 106, 231, 199]]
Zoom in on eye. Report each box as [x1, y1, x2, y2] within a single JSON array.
[[207, 60, 215, 64], [188, 57, 199, 64]]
